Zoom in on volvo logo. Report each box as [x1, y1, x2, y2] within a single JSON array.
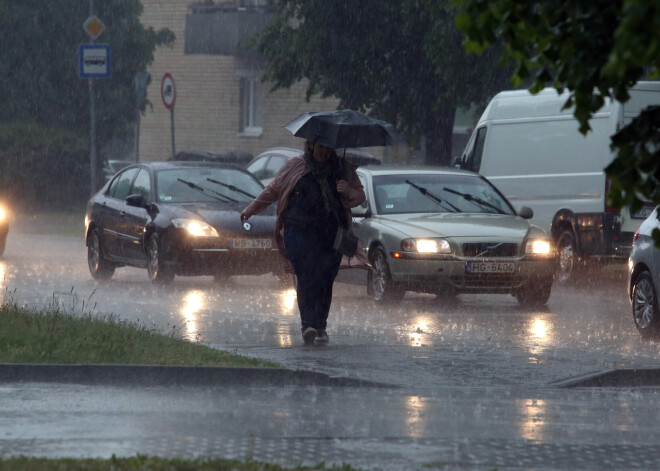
[[243, 222, 252, 231]]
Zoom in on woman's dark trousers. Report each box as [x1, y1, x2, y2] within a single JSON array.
[[284, 225, 342, 332]]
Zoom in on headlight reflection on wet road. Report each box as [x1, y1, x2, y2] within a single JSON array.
[[280, 288, 297, 312], [404, 395, 428, 437], [518, 398, 547, 442], [181, 290, 205, 340], [408, 316, 433, 347], [526, 316, 554, 358]]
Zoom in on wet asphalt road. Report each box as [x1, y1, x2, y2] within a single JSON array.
[[3, 224, 660, 470]]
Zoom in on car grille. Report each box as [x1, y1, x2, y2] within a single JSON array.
[[461, 242, 518, 257], [450, 272, 525, 290]]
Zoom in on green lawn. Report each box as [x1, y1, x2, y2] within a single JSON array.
[[0, 297, 278, 367], [0, 456, 361, 470]]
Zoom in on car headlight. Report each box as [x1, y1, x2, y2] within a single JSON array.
[[525, 239, 551, 255], [401, 238, 451, 254], [172, 218, 219, 237]]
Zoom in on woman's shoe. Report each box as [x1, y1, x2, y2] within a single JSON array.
[[316, 330, 329, 344], [302, 327, 317, 345]]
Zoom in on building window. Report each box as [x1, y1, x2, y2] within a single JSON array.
[[239, 76, 262, 136]]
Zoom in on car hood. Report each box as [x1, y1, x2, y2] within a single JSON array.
[[376, 212, 538, 239], [162, 202, 275, 236]]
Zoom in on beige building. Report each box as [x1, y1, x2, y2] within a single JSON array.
[[138, 0, 341, 163]]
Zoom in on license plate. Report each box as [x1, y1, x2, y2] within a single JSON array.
[[466, 261, 516, 274], [632, 206, 655, 219], [230, 238, 272, 249]]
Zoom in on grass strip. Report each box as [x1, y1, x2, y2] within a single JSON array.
[[0, 296, 278, 368], [0, 456, 361, 470]]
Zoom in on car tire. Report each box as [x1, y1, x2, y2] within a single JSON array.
[[515, 277, 552, 307], [556, 230, 580, 284], [632, 271, 660, 338], [369, 246, 404, 303], [87, 228, 115, 281], [146, 233, 175, 284]]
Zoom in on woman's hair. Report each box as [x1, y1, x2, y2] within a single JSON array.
[[304, 139, 338, 158]]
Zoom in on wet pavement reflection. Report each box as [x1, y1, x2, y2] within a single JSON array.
[[5, 231, 660, 468]]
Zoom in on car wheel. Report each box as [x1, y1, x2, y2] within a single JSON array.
[[515, 277, 552, 307], [556, 230, 579, 283], [632, 271, 660, 338], [146, 233, 175, 284], [369, 246, 404, 303], [87, 228, 115, 280]]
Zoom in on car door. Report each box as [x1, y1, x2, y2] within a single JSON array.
[[119, 168, 151, 262], [103, 167, 139, 259], [351, 173, 374, 244]]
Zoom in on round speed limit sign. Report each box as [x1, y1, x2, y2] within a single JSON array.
[[161, 73, 176, 109]]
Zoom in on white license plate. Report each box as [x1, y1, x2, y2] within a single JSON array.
[[230, 238, 272, 249], [466, 261, 516, 274]]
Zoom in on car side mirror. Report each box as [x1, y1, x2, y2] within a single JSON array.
[[125, 194, 146, 208], [351, 203, 370, 217], [517, 206, 533, 219]]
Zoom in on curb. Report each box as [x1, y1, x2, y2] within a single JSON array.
[[0, 363, 395, 388], [552, 368, 660, 388]]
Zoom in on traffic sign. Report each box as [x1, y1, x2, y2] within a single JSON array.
[[83, 15, 105, 40], [79, 44, 111, 79], [161, 73, 176, 109]]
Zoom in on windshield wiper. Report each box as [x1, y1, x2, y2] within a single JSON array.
[[405, 180, 460, 212], [176, 178, 237, 203], [206, 178, 256, 200], [442, 187, 506, 214]]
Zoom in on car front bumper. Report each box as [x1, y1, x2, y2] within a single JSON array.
[[163, 232, 286, 277], [388, 253, 557, 294]]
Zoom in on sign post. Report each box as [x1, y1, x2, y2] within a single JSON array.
[[161, 73, 177, 159], [81, 2, 109, 195]]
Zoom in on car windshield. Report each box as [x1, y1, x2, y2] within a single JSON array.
[[373, 173, 515, 215], [156, 167, 263, 203]]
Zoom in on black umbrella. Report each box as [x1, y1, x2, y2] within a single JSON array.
[[284, 109, 406, 149]]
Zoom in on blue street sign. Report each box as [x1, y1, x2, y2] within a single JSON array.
[[79, 44, 111, 79]]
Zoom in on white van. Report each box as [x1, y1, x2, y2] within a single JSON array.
[[456, 82, 660, 282]]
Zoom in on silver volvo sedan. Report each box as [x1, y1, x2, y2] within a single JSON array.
[[351, 166, 557, 306]]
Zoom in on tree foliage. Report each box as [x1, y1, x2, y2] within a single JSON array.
[[0, 0, 174, 156], [254, 0, 509, 165], [455, 0, 660, 230]]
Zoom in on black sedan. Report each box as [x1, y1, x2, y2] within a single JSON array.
[[85, 161, 284, 283]]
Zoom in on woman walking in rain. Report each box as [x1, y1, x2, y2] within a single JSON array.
[[241, 139, 365, 345]]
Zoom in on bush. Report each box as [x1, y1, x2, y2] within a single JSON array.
[[0, 122, 90, 210]]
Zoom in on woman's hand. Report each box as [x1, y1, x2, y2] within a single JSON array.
[[240, 210, 250, 222], [337, 179, 349, 196]]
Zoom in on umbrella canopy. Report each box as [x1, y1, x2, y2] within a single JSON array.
[[284, 109, 406, 149]]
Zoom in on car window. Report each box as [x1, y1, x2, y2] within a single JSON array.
[[357, 175, 369, 209], [462, 127, 487, 173], [246, 155, 268, 178], [156, 167, 264, 203], [373, 173, 514, 215], [263, 154, 287, 179], [108, 168, 138, 200], [131, 169, 151, 200]]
